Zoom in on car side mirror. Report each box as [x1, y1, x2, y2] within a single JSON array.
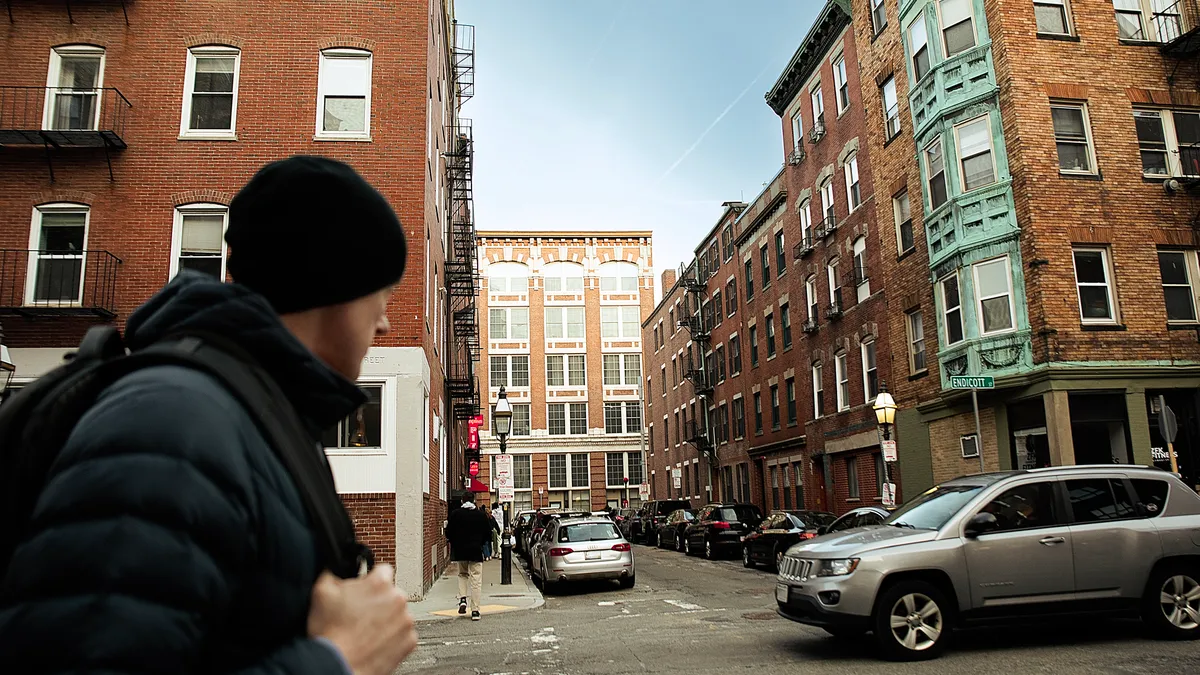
[[965, 512, 999, 538], [817, 526, 828, 536]]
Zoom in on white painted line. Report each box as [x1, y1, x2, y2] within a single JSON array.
[[663, 599, 704, 610]]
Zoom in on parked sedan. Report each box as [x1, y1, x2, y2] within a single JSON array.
[[655, 508, 696, 551], [616, 508, 639, 540], [530, 517, 635, 592], [742, 510, 835, 570], [682, 503, 764, 559], [818, 506, 889, 536]]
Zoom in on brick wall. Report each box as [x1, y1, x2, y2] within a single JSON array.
[[342, 493, 396, 568]]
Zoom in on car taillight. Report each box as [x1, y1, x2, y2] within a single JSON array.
[[801, 532, 816, 540], [549, 547, 573, 557], [713, 521, 731, 530], [612, 543, 632, 552]]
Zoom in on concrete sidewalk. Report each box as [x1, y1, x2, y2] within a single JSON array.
[[409, 556, 543, 623]]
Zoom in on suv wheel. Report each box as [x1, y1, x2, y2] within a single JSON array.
[[683, 537, 692, 556], [675, 533, 684, 552], [873, 581, 950, 661], [704, 539, 715, 560], [1143, 563, 1200, 640], [742, 546, 755, 569]]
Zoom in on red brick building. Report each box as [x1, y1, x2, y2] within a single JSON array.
[[0, 0, 479, 597]]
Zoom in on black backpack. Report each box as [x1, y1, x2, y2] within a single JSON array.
[[0, 326, 373, 582]]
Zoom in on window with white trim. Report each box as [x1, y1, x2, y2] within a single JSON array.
[[730, 334, 742, 374], [604, 402, 643, 434], [770, 384, 781, 429], [907, 309, 928, 372], [774, 230, 787, 277], [512, 404, 532, 436], [488, 307, 529, 340], [322, 384, 383, 448], [811, 82, 825, 126], [812, 362, 825, 418], [545, 306, 585, 339], [181, 46, 240, 137], [606, 452, 644, 487], [1035, 0, 1073, 35], [894, 190, 914, 254], [548, 453, 590, 487], [939, 0, 977, 57], [488, 262, 530, 293], [1052, 102, 1097, 175], [791, 108, 803, 149], [925, 137, 948, 209], [844, 152, 861, 211], [316, 48, 372, 138], [827, 260, 840, 306], [546, 354, 586, 387], [820, 179, 836, 222], [760, 244, 771, 287], [171, 204, 228, 280], [835, 352, 850, 412], [488, 354, 530, 388], [786, 377, 798, 425], [909, 14, 931, 82], [882, 76, 900, 139], [27, 203, 88, 305], [1159, 250, 1200, 322], [853, 236, 869, 301], [544, 261, 585, 291], [1114, 0, 1188, 42], [806, 276, 818, 322], [1073, 248, 1118, 323], [766, 313, 777, 358], [871, 0, 888, 33], [600, 260, 638, 291], [861, 339, 879, 403], [601, 306, 641, 338], [781, 304, 793, 350], [44, 45, 104, 132], [974, 256, 1016, 335], [956, 116, 997, 192], [940, 272, 965, 345], [603, 354, 641, 385], [833, 56, 850, 113], [1134, 109, 1200, 177], [799, 200, 813, 246], [548, 404, 588, 436]]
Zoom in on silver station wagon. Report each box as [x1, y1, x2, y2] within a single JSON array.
[[775, 465, 1200, 661], [531, 517, 635, 591]]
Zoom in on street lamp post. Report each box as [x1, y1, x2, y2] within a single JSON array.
[[492, 386, 514, 585], [873, 381, 898, 506]]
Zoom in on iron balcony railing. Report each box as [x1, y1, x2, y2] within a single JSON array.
[[0, 86, 132, 148], [793, 232, 815, 259], [1155, 0, 1200, 49], [683, 420, 712, 450], [826, 288, 844, 320], [788, 144, 806, 166], [801, 317, 818, 334], [815, 215, 838, 239], [808, 118, 826, 144], [852, 262, 868, 286], [0, 249, 121, 316]]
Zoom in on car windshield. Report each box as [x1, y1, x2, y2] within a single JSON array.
[[558, 523, 622, 543], [716, 506, 762, 522], [657, 501, 690, 515], [883, 485, 984, 530], [794, 512, 835, 528]]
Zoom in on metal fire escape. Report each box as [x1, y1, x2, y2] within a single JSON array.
[[678, 260, 714, 460], [1156, 2, 1200, 230]]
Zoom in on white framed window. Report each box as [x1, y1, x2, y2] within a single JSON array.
[[871, 0, 888, 33], [322, 383, 384, 449], [940, 272, 965, 345], [791, 108, 803, 149], [488, 307, 529, 340], [820, 179, 836, 223], [853, 236, 870, 301], [1035, 0, 1073, 35], [811, 82, 825, 126], [925, 137, 948, 209], [603, 354, 641, 385], [1159, 250, 1200, 322], [806, 276, 818, 321], [544, 261, 585, 292], [26, 203, 89, 306], [605, 451, 644, 487], [1052, 102, 1097, 175], [316, 48, 372, 139], [44, 45, 105, 132], [600, 260, 638, 291], [601, 305, 641, 338], [833, 56, 850, 113], [546, 354, 586, 387], [604, 402, 643, 434], [170, 204, 228, 280], [974, 256, 1016, 335], [1114, 0, 1187, 42], [882, 76, 900, 139], [180, 46, 240, 138], [955, 116, 998, 192], [548, 404, 589, 436], [512, 404, 532, 436], [489, 354, 530, 388], [827, 260, 840, 306], [894, 190, 914, 254], [861, 339, 879, 403], [799, 200, 813, 246], [909, 14, 931, 82], [1073, 248, 1118, 323], [774, 230, 787, 276], [487, 261, 530, 294], [812, 363, 825, 418], [548, 452, 590, 485], [938, 0, 977, 57], [835, 352, 850, 412], [907, 309, 927, 372], [1134, 109, 1200, 178], [545, 306, 585, 339], [844, 152, 862, 211]]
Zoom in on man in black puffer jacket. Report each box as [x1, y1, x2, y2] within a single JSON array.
[[0, 156, 417, 674]]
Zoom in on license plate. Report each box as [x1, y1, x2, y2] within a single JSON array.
[[586, 551, 601, 560], [776, 584, 789, 603]]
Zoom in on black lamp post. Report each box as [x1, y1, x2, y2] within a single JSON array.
[[492, 386, 513, 585], [873, 381, 898, 505]]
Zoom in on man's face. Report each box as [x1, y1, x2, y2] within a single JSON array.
[[318, 285, 393, 380]]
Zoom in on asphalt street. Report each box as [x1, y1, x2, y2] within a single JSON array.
[[400, 544, 1200, 675]]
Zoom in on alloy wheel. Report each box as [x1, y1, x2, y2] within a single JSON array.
[[888, 592, 943, 652], [705, 540, 713, 559], [1160, 574, 1200, 630], [774, 549, 784, 570]]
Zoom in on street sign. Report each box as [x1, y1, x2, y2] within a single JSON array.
[[468, 460, 479, 477], [467, 415, 484, 450], [949, 375, 994, 389], [498, 485, 515, 502], [673, 475, 682, 489], [881, 483, 896, 507], [881, 439, 897, 463], [638, 483, 650, 500], [496, 453, 513, 480], [1158, 398, 1179, 443]]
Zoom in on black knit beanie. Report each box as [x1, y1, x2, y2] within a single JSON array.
[[225, 156, 407, 314]]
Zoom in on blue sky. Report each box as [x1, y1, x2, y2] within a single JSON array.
[[457, 0, 819, 293]]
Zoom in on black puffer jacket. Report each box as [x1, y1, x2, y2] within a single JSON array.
[[0, 273, 366, 674]]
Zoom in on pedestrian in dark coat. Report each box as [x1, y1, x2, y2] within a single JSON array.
[[445, 492, 499, 620], [0, 156, 417, 675]]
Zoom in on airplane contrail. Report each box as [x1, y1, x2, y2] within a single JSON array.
[[584, 0, 633, 69], [656, 62, 774, 185]]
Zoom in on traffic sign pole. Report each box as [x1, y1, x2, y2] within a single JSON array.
[[972, 389, 984, 474]]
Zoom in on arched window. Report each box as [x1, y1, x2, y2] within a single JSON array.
[[488, 261, 529, 293], [600, 261, 638, 292], [543, 261, 584, 292]]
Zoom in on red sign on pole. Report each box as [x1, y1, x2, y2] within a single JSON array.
[[467, 415, 484, 450], [469, 460, 480, 477]]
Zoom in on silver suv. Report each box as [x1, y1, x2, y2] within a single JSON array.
[[775, 465, 1200, 661]]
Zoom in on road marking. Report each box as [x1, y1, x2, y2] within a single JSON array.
[[663, 599, 704, 610]]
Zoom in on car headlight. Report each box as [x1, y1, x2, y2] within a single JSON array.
[[815, 558, 860, 577]]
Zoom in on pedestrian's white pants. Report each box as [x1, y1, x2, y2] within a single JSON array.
[[457, 561, 483, 612]]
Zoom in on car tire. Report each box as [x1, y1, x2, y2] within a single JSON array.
[[620, 575, 635, 589], [657, 533, 667, 549], [742, 546, 755, 569], [773, 547, 785, 572], [704, 539, 716, 560], [872, 580, 951, 661], [675, 533, 684, 552], [1142, 563, 1200, 640], [823, 626, 865, 640], [683, 537, 693, 556]]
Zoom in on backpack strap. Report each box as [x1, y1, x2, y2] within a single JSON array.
[[131, 337, 372, 579]]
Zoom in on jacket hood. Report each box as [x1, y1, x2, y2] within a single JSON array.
[[125, 271, 367, 432]]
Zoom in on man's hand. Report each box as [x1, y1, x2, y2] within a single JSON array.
[[308, 564, 418, 675]]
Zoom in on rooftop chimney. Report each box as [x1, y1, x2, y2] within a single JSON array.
[[661, 269, 677, 290]]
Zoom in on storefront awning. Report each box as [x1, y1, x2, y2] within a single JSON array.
[[467, 478, 490, 493]]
